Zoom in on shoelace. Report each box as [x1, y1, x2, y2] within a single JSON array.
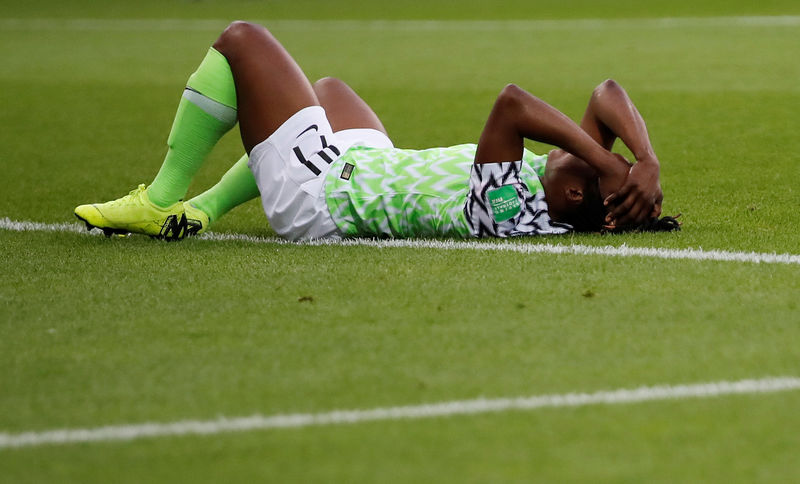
[[106, 184, 147, 207]]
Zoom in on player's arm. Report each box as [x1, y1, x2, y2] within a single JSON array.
[[475, 84, 627, 187], [580, 79, 662, 226]]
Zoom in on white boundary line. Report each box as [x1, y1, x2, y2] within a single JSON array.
[[3, 217, 800, 266], [2, 377, 799, 449], [1, 16, 799, 32]]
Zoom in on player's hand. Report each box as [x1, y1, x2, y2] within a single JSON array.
[[598, 152, 632, 206], [603, 156, 662, 228]]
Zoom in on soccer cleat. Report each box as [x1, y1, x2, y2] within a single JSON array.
[[74, 184, 193, 241], [183, 201, 210, 237]]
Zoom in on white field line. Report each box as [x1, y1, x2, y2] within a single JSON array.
[[2, 217, 799, 266], [1, 377, 799, 449], [1, 16, 800, 32]]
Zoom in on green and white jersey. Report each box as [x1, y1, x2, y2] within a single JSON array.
[[323, 143, 561, 238]]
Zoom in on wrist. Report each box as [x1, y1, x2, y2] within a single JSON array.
[[635, 152, 659, 165]]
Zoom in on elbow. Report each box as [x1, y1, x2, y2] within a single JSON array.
[[592, 78, 623, 100], [499, 83, 525, 101], [495, 83, 526, 111], [599, 78, 621, 90]]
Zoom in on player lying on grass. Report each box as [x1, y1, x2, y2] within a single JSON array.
[[75, 21, 675, 241]]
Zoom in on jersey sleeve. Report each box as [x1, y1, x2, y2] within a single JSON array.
[[464, 161, 572, 238]]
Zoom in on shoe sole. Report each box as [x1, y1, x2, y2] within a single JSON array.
[[75, 212, 132, 238], [74, 212, 202, 241]]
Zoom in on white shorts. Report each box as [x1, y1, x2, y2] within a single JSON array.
[[248, 105, 393, 241]]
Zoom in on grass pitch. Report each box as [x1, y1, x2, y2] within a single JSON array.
[[2, 1, 800, 482]]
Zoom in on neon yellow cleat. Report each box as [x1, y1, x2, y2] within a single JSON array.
[[74, 184, 195, 240], [183, 201, 210, 237]]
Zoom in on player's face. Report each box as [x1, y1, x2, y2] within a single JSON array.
[[549, 176, 606, 232], [573, 177, 606, 232]]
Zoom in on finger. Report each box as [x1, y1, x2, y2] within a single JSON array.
[[615, 209, 635, 227], [633, 201, 654, 224], [631, 203, 651, 225], [602, 217, 619, 230], [608, 194, 636, 220], [632, 200, 654, 224], [617, 200, 649, 227], [650, 203, 662, 219], [605, 185, 627, 206], [604, 183, 632, 207], [607, 186, 637, 217]]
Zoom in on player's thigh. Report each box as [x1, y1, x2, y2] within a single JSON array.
[[312, 77, 388, 135], [213, 21, 319, 153]]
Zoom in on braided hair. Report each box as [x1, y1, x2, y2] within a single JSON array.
[[557, 173, 682, 234], [602, 214, 682, 234]]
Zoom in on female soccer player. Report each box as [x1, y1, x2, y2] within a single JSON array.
[[74, 21, 666, 241]]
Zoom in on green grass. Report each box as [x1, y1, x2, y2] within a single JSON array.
[[2, 1, 800, 482], [5, 0, 800, 19]]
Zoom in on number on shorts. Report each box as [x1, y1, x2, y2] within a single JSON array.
[[293, 125, 341, 176]]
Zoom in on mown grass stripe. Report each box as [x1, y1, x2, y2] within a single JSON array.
[[1, 377, 798, 449], [1, 16, 799, 32], [2, 217, 800, 265]]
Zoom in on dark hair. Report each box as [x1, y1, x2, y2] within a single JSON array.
[[565, 179, 682, 233], [564, 178, 606, 232], [603, 214, 682, 234]]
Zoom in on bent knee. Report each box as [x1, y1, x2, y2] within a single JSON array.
[[313, 77, 346, 90], [214, 21, 272, 53], [312, 77, 356, 100]]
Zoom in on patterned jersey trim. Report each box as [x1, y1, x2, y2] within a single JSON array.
[[464, 161, 572, 237]]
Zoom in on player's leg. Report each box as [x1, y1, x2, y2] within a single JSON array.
[[215, 23, 365, 240], [212, 21, 319, 153], [146, 46, 239, 209], [183, 154, 259, 233], [182, 21, 322, 228], [155, 22, 320, 210], [75, 21, 320, 239], [185, 76, 387, 230], [75, 34, 241, 239], [312, 77, 387, 134]]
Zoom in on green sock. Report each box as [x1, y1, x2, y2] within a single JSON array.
[[148, 47, 238, 208], [188, 154, 260, 222]]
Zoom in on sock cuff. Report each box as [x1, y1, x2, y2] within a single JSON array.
[[186, 47, 237, 109], [182, 89, 237, 125]]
